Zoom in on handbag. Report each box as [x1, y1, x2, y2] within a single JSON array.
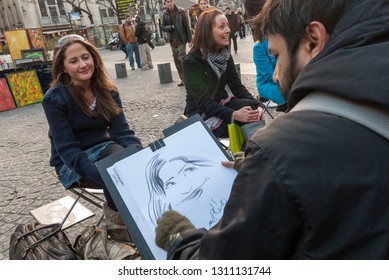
[[240, 120, 265, 141], [9, 222, 81, 260], [228, 120, 245, 153], [74, 225, 140, 260]]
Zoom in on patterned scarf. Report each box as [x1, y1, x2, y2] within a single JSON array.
[[207, 47, 230, 78]]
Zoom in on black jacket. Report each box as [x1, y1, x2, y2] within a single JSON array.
[[161, 6, 192, 44], [183, 49, 259, 123], [168, 0, 389, 259], [135, 21, 147, 44], [225, 12, 240, 35]]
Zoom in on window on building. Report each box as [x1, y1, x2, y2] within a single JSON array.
[[108, 8, 115, 17], [98, 0, 112, 21], [38, 0, 67, 22]]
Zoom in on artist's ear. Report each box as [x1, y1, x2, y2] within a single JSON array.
[[302, 21, 329, 60]]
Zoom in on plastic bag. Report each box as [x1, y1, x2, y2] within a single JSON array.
[[228, 123, 245, 153], [74, 225, 140, 260]]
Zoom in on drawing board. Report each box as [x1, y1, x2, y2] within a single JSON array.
[[97, 115, 237, 259]]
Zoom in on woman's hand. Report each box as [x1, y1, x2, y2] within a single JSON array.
[[233, 106, 264, 123]]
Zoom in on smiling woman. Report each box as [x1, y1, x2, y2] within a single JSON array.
[[42, 35, 143, 243], [183, 9, 263, 138]]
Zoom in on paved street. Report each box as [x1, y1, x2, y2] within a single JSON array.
[[0, 36, 279, 260]]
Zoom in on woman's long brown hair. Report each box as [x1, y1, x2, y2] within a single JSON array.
[[51, 40, 122, 121]]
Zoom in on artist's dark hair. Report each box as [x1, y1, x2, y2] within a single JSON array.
[[251, 0, 351, 54]]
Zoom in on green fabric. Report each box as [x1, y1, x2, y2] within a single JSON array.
[[228, 123, 244, 153]]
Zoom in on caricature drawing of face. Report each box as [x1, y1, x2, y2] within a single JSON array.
[[159, 156, 211, 208], [145, 151, 228, 228]]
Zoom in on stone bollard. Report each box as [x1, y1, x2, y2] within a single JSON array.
[[157, 63, 173, 84], [235, 63, 241, 80], [115, 63, 127, 78]]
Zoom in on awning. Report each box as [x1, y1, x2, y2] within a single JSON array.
[[41, 23, 72, 34], [42, 29, 72, 34]]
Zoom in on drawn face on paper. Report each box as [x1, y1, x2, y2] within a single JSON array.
[[159, 157, 211, 208], [145, 151, 228, 227]]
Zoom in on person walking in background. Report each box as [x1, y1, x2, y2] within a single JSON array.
[[196, 0, 210, 23], [237, 8, 246, 39], [119, 14, 141, 70], [117, 28, 128, 59], [198, 0, 209, 14], [42, 35, 143, 244], [147, 27, 155, 50], [225, 7, 240, 54], [135, 15, 154, 70], [162, 0, 192, 87], [192, 0, 210, 32]]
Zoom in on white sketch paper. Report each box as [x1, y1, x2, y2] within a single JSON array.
[[30, 196, 94, 229], [107, 121, 238, 259]]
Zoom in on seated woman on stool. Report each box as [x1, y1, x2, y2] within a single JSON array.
[[253, 38, 287, 111], [42, 35, 143, 243], [183, 9, 264, 138]]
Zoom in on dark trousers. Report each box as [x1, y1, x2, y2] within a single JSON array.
[[239, 25, 246, 39], [171, 43, 187, 81], [121, 44, 127, 56], [228, 34, 238, 53]]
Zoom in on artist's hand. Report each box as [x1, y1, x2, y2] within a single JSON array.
[[233, 107, 264, 123], [221, 151, 245, 171], [155, 210, 195, 251]]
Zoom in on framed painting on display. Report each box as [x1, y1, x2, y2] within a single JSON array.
[[0, 78, 16, 112], [5, 70, 43, 107], [27, 29, 47, 51], [21, 48, 47, 62], [4, 30, 31, 64]]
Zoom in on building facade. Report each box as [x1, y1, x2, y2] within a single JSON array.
[[0, 0, 117, 37], [0, 0, 202, 49]]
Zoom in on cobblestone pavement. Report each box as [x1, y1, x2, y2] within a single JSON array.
[[0, 37, 282, 260]]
